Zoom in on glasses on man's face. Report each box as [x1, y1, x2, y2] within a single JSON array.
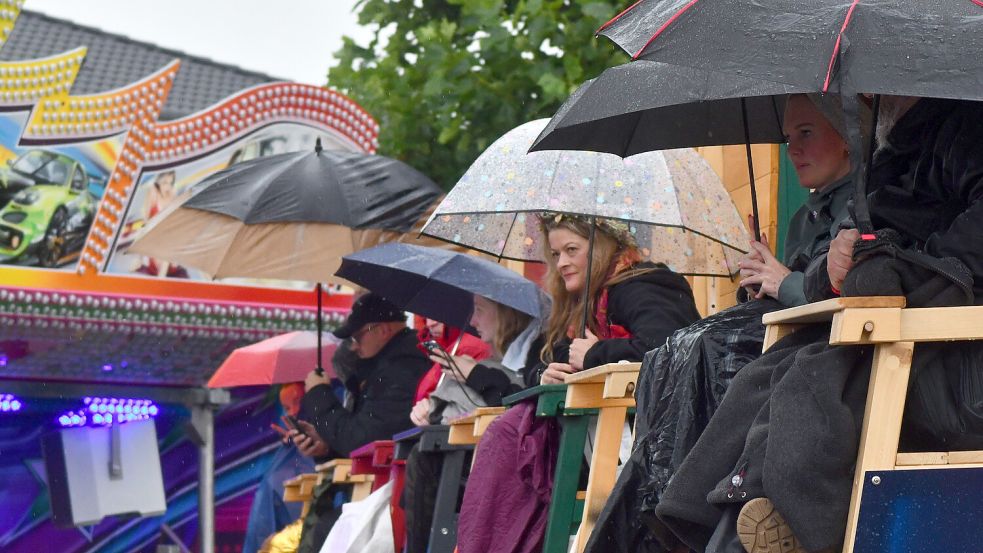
[[351, 324, 376, 345]]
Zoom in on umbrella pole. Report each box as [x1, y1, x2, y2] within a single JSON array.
[[315, 282, 324, 375], [578, 216, 597, 338], [855, 94, 881, 235], [450, 332, 464, 356], [740, 98, 762, 241]]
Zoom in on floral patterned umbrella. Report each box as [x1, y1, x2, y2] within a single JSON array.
[[422, 119, 748, 277]]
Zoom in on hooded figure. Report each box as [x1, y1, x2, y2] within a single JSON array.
[[658, 97, 983, 553]]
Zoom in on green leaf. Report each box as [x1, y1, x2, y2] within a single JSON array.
[[580, 2, 615, 21], [326, 0, 626, 190]]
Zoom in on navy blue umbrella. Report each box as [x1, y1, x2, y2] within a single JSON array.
[[335, 243, 548, 328]]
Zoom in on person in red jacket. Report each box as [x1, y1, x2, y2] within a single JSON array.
[[411, 317, 491, 407]]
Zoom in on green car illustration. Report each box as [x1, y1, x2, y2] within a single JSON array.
[[0, 150, 98, 267]]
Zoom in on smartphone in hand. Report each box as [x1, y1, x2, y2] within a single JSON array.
[[283, 415, 309, 440], [422, 340, 446, 355]]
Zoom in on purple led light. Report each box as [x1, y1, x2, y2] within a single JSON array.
[[0, 394, 22, 412], [102, 364, 113, 372], [58, 397, 160, 427], [57, 410, 88, 427]]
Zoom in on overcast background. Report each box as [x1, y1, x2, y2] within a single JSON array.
[[26, 0, 374, 84]]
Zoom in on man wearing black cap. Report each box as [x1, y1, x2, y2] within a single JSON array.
[[290, 293, 429, 459]]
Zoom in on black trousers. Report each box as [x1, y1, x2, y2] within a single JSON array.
[[403, 443, 444, 553]]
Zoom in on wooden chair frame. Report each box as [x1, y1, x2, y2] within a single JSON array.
[[564, 362, 640, 553], [282, 473, 320, 518], [761, 296, 983, 552], [492, 362, 640, 553], [315, 458, 374, 501]]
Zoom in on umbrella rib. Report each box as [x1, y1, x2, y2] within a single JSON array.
[[596, 0, 644, 35], [822, 0, 862, 93], [770, 95, 783, 138], [500, 212, 520, 261], [632, 0, 704, 60]]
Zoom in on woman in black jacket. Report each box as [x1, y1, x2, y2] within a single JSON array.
[[456, 214, 701, 553]]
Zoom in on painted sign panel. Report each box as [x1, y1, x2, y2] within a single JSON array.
[[0, 110, 121, 269]]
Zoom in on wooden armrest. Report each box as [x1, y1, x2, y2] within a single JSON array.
[[473, 407, 507, 437], [329, 464, 377, 484], [473, 406, 506, 417], [827, 304, 983, 345], [564, 362, 640, 409], [762, 297, 905, 325], [564, 361, 642, 384], [284, 473, 318, 486], [283, 473, 319, 502], [448, 411, 478, 425], [502, 384, 567, 406], [315, 458, 351, 473]]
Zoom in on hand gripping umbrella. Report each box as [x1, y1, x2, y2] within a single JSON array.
[[595, 0, 983, 232], [128, 139, 444, 374], [422, 118, 747, 334]]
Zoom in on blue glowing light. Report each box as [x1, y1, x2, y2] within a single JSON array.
[[0, 394, 22, 412], [56, 397, 160, 427]]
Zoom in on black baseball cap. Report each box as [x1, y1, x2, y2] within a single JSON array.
[[333, 293, 405, 339]]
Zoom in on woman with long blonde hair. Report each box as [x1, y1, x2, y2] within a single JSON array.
[[456, 214, 701, 553]]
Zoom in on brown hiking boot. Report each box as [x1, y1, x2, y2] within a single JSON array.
[[736, 498, 806, 553]]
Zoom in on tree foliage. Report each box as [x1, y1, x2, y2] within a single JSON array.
[[327, 0, 628, 189]]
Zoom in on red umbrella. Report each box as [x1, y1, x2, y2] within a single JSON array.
[[207, 331, 340, 388]]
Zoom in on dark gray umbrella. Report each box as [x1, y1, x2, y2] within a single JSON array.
[[595, 1, 983, 233], [128, 139, 444, 375], [530, 61, 809, 155], [530, 61, 811, 239], [597, 0, 983, 102], [335, 243, 549, 328], [128, 140, 443, 283], [174, 140, 440, 228]]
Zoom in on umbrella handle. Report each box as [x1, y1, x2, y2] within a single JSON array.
[[316, 282, 323, 374], [450, 330, 464, 356], [854, 94, 880, 235], [578, 217, 597, 338], [741, 98, 762, 241]]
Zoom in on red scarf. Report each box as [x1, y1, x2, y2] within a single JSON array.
[[570, 250, 641, 340]]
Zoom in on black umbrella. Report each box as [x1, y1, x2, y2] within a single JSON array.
[[128, 139, 443, 282], [336, 243, 549, 329], [596, 1, 983, 232], [530, 61, 810, 154], [598, 1, 983, 101], [128, 139, 444, 374], [531, 61, 811, 239]]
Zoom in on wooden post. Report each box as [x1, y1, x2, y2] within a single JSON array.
[[573, 405, 629, 552], [842, 340, 914, 553]]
